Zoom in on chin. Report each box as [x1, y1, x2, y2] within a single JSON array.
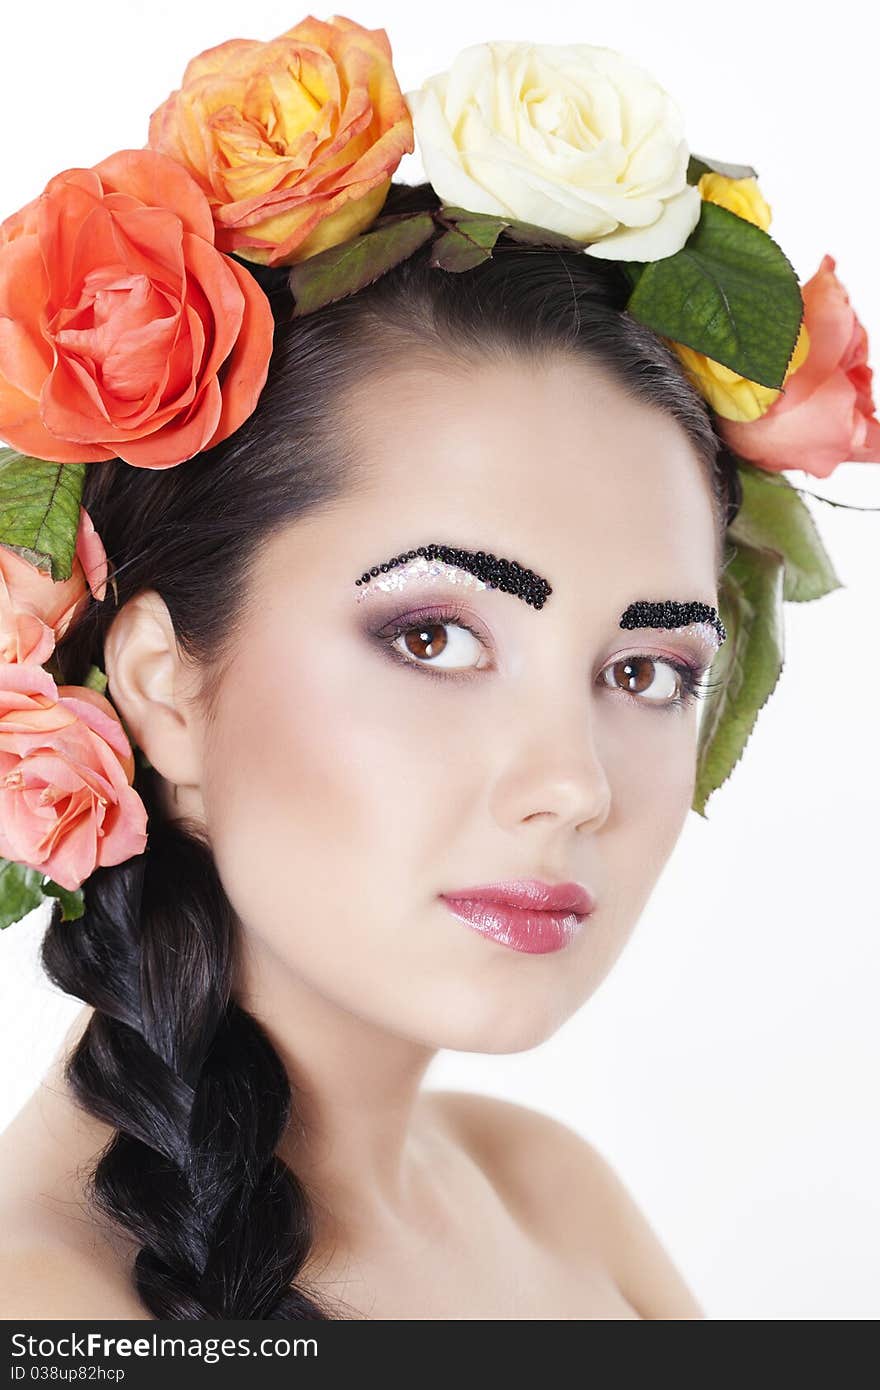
[[398, 981, 574, 1055]]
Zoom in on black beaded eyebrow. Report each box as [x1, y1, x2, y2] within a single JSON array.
[[354, 542, 553, 609], [620, 599, 727, 645], [352, 543, 726, 645]]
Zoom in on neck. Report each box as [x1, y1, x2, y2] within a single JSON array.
[[237, 931, 440, 1249]]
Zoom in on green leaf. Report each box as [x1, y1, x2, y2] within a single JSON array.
[[0, 858, 86, 929], [0, 859, 47, 931], [692, 539, 785, 817], [626, 200, 803, 388], [430, 208, 508, 271], [493, 217, 585, 252], [687, 152, 759, 184], [288, 212, 437, 316], [83, 663, 109, 694], [727, 460, 844, 602], [434, 205, 503, 228], [431, 205, 587, 271], [0, 450, 85, 581], [41, 877, 85, 922]]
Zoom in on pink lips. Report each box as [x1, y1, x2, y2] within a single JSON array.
[[439, 879, 596, 955]]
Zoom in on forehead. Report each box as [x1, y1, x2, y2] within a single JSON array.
[[339, 354, 719, 588]]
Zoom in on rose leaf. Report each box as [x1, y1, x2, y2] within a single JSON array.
[[727, 460, 844, 602], [687, 152, 759, 184], [0, 450, 85, 582], [626, 200, 803, 388], [289, 213, 437, 316], [0, 860, 48, 932], [40, 877, 85, 923], [692, 540, 785, 817]]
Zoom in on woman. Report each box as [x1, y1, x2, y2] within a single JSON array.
[[0, 178, 730, 1319]]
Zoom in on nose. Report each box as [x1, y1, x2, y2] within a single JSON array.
[[489, 688, 612, 835]]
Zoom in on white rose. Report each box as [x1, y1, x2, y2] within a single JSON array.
[[405, 40, 701, 262]]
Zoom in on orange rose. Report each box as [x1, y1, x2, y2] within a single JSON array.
[[0, 663, 148, 891], [720, 254, 880, 477], [0, 149, 274, 469], [147, 14, 414, 268], [0, 506, 108, 665]]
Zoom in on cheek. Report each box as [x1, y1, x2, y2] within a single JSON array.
[[559, 717, 697, 1005], [603, 711, 698, 897], [198, 632, 464, 933]]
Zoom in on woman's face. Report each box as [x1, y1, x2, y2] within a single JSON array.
[[191, 354, 721, 1052]]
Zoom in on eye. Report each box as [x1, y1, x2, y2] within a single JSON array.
[[374, 606, 713, 709], [601, 653, 702, 709], [387, 614, 487, 674], [374, 604, 489, 679]]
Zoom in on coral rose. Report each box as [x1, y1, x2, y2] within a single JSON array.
[[148, 15, 414, 268], [0, 663, 147, 891], [0, 149, 274, 468], [720, 254, 880, 476], [0, 507, 108, 665], [405, 40, 701, 262]]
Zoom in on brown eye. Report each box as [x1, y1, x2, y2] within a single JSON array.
[[603, 655, 682, 704], [390, 618, 487, 673], [402, 623, 448, 660]]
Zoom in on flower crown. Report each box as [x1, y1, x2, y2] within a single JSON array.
[[1, 14, 877, 932]]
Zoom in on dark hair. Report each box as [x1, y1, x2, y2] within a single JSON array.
[[42, 180, 740, 1319]]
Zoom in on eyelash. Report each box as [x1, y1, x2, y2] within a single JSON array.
[[374, 603, 724, 713]]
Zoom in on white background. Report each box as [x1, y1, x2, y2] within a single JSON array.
[[1, 0, 878, 1320]]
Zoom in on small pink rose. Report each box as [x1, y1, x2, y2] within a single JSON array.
[[0, 662, 147, 891], [0, 507, 108, 664], [720, 254, 880, 477], [74, 508, 108, 604]]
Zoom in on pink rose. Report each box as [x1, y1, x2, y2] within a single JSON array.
[[720, 254, 880, 477], [0, 507, 107, 665], [0, 663, 147, 891]]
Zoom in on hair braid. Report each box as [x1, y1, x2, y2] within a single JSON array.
[[40, 764, 337, 1319]]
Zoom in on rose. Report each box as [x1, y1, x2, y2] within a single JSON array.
[[0, 507, 108, 665], [147, 15, 414, 268], [697, 172, 771, 231], [0, 149, 274, 469], [719, 254, 880, 476], [0, 663, 147, 891], [673, 322, 811, 424], [405, 40, 701, 262]]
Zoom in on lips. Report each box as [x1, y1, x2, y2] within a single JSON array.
[[438, 879, 596, 955], [440, 879, 596, 915]]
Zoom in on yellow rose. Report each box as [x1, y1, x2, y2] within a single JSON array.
[[670, 321, 811, 421], [148, 15, 414, 267], [697, 172, 772, 231]]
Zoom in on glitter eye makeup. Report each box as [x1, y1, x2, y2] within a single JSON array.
[[353, 545, 726, 654], [368, 601, 719, 713], [353, 542, 552, 609]]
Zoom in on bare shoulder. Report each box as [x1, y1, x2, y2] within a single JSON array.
[[0, 1242, 151, 1321], [427, 1088, 706, 1320], [0, 1008, 149, 1321]]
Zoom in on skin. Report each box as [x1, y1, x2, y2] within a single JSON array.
[[0, 352, 717, 1319]]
